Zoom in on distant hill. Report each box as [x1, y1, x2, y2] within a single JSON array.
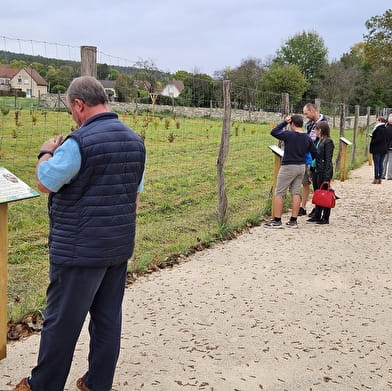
[[0, 50, 140, 75]]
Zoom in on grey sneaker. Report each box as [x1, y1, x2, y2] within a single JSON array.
[[264, 219, 283, 229], [285, 220, 298, 228]]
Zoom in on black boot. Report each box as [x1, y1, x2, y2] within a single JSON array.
[[317, 208, 330, 224], [306, 206, 322, 223]]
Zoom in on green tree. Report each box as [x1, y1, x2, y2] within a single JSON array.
[[274, 31, 328, 85], [314, 61, 362, 104], [261, 63, 308, 99], [115, 73, 132, 102], [97, 63, 111, 80], [172, 70, 192, 84], [45, 66, 64, 93], [108, 69, 119, 80], [172, 71, 215, 107], [364, 9, 392, 68], [133, 59, 161, 94], [220, 57, 265, 110], [9, 59, 28, 69]]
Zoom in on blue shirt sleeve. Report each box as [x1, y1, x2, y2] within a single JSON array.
[[37, 138, 81, 192], [137, 171, 145, 193], [38, 138, 146, 193]]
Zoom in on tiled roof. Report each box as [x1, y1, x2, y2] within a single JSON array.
[[0, 66, 19, 78], [99, 80, 116, 88], [23, 68, 48, 86]]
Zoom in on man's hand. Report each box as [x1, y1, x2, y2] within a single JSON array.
[[40, 135, 63, 154]]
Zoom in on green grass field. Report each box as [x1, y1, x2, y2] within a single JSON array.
[[0, 99, 369, 321]]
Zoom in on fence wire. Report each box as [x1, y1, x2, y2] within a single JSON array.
[[0, 36, 378, 321]]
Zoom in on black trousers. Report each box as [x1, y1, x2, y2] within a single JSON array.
[[29, 261, 127, 391]]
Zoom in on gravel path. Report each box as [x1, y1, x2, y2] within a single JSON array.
[[1, 163, 391, 391]]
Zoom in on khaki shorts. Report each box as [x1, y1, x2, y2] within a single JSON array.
[[275, 164, 306, 197]]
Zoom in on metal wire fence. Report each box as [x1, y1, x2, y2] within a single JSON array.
[[0, 36, 380, 321]]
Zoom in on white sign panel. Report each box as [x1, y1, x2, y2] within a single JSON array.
[[0, 167, 39, 204]]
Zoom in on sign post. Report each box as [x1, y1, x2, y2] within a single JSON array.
[[0, 202, 7, 359], [339, 137, 352, 182], [0, 166, 39, 359], [268, 145, 284, 218]]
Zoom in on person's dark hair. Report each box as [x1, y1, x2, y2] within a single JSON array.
[[315, 121, 330, 138], [376, 116, 386, 123], [290, 114, 303, 128], [66, 76, 109, 106]]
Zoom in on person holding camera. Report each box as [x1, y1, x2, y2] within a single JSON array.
[[264, 115, 317, 229], [306, 121, 335, 224], [299, 103, 328, 217]]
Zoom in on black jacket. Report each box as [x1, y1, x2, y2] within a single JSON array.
[[370, 124, 388, 154], [384, 123, 392, 150], [314, 138, 334, 182]]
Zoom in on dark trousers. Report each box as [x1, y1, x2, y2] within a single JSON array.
[[29, 262, 127, 391], [373, 153, 386, 179]]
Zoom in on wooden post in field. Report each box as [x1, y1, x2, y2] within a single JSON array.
[[80, 46, 97, 77], [352, 105, 359, 165], [0, 203, 7, 360], [217, 80, 231, 224]]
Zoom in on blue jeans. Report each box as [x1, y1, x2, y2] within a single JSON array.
[[29, 262, 127, 391], [373, 153, 386, 179]]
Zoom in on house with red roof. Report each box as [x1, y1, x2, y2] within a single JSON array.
[[0, 65, 48, 97]]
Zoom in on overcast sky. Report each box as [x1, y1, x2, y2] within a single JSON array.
[[1, 1, 389, 76]]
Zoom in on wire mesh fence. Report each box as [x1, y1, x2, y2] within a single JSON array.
[[0, 37, 381, 321]]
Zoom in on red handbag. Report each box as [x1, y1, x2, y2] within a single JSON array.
[[311, 182, 336, 208]]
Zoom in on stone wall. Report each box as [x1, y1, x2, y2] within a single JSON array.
[[39, 94, 375, 128]]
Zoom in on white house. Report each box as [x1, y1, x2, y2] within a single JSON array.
[[99, 80, 117, 101], [158, 80, 184, 98]]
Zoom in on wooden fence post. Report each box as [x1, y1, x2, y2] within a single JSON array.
[[352, 105, 359, 165], [335, 103, 346, 172], [217, 80, 231, 225], [0, 204, 7, 360], [80, 46, 97, 77], [365, 107, 372, 164], [315, 98, 321, 112], [281, 93, 289, 118]]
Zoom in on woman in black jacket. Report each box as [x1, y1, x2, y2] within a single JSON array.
[[307, 121, 334, 225], [370, 116, 388, 183]]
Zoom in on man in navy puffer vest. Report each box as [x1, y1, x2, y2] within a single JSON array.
[[13, 76, 146, 391]]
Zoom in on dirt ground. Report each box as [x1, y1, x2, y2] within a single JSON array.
[[1, 163, 391, 391]]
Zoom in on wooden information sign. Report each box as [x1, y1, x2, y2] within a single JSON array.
[[339, 137, 352, 181], [268, 145, 284, 218], [0, 166, 39, 359]]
